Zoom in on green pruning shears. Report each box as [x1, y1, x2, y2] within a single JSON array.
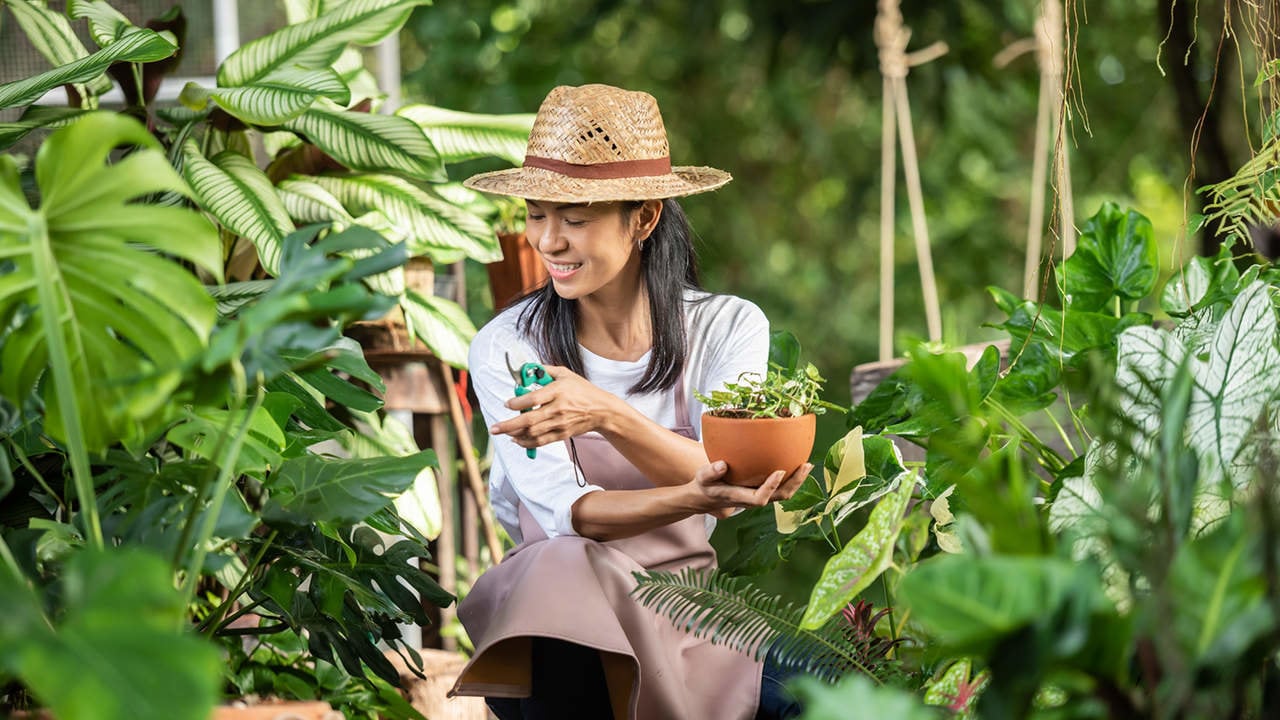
[[505, 352, 555, 459]]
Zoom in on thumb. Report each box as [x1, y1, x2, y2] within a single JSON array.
[[695, 460, 728, 483]]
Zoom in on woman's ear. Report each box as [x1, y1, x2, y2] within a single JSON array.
[[635, 199, 663, 242]]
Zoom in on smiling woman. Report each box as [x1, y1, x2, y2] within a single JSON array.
[[448, 84, 811, 720]]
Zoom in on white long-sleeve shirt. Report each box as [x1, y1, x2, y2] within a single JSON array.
[[468, 289, 770, 544]]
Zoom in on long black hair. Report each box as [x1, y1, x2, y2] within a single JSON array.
[[517, 197, 701, 394]]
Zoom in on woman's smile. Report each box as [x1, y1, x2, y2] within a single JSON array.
[[545, 259, 583, 279]]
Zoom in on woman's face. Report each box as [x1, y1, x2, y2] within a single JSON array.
[[524, 199, 660, 301]]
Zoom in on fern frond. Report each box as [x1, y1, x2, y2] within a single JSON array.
[[1201, 140, 1280, 249], [631, 568, 895, 683]]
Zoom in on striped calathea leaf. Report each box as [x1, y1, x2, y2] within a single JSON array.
[[181, 141, 294, 275]]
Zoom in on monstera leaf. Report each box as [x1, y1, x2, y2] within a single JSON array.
[[263, 451, 437, 526], [0, 549, 222, 720], [0, 113, 220, 453]]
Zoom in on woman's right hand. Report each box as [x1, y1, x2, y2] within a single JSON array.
[[690, 460, 812, 519]]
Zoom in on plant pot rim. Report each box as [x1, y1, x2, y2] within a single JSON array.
[[701, 411, 816, 421]]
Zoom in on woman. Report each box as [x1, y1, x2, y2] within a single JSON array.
[[449, 84, 809, 720]]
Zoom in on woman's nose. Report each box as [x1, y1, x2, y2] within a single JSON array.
[[532, 224, 563, 253]]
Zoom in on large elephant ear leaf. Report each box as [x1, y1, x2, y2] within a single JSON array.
[[0, 113, 219, 452], [216, 0, 429, 87], [1056, 202, 1159, 312], [1185, 280, 1280, 485], [397, 104, 536, 165]]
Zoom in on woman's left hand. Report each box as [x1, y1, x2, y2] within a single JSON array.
[[490, 365, 622, 450]]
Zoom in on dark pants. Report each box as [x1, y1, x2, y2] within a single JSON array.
[[484, 638, 803, 720]]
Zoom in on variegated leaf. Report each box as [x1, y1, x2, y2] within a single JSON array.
[[0, 27, 175, 109], [181, 142, 293, 275], [305, 174, 500, 263], [800, 471, 917, 629], [3, 0, 112, 96], [217, 0, 427, 87], [397, 104, 536, 165], [179, 68, 350, 126], [283, 106, 444, 181], [0, 106, 89, 151], [401, 290, 477, 368]]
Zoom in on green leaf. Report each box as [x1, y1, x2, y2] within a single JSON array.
[[66, 0, 137, 47], [898, 554, 1095, 648], [283, 106, 446, 182], [10, 549, 221, 720], [165, 404, 286, 480], [0, 26, 176, 109], [179, 67, 351, 125], [2, 0, 113, 97], [0, 113, 218, 452], [264, 451, 437, 525], [396, 104, 535, 165], [217, 0, 428, 87], [1056, 202, 1159, 312], [401, 289, 479, 368], [768, 329, 803, 373], [181, 141, 295, 275], [0, 105, 90, 151], [800, 471, 916, 629], [306, 173, 500, 262], [792, 673, 937, 720], [990, 342, 1059, 415]]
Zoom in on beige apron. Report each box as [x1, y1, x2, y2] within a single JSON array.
[[450, 383, 762, 719]]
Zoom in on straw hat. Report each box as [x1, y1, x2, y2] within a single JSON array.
[[463, 84, 732, 203]]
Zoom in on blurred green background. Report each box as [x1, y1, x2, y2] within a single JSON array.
[[400, 0, 1266, 485]]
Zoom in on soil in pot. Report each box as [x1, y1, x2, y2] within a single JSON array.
[[701, 413, 816, 487]]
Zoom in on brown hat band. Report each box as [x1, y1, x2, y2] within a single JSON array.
[[523, 154, 673, 179]]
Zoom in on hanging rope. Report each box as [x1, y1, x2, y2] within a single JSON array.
[[998, 0, 1076, 299], [875, 0, 948, 361]]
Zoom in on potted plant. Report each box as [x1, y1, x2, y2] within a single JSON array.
[[484, 195, 548, 312], [696, 334, 842, 487]]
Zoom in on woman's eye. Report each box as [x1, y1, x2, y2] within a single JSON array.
[[527, 214, 545, 222], [563, 218, 586, 227]]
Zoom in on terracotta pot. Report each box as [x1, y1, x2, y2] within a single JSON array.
[[486, 232, 548, 312], [701, 413, 817, 487]]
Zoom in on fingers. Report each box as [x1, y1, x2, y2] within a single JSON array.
[[694, 460, 729, 484], [769, 463, 813, 502]]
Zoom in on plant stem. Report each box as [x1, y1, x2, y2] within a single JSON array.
[[180, 366, 261, 608], [0, 532, 26, 583], [201, 530, 278, 635], [9, 441, 65, 512], [29, 214, 102, 550]]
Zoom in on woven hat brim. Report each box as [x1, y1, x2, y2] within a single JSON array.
[[463, 165, 731, 203]]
